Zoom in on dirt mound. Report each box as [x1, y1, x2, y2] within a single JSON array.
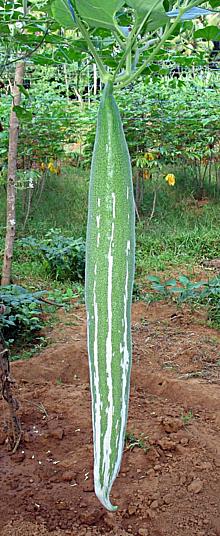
[[1, 302, 220, 536]]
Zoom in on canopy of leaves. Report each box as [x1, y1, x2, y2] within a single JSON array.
[[49, 0, 218, 87], [51, 0, 217, 30]]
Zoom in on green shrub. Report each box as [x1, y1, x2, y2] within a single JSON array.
[[20, 229, 85, 282], [147, 274, 220, 329], [200, 278, 220, 329], [0, 285, 46, 343]]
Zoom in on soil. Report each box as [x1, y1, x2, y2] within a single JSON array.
[[1, 301, 220, 536]]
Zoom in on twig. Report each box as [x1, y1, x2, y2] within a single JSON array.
[[1, 26, 50, 71], [71, 312, 83, 321], [149, 189, 157, 222], [39, 298, 83, 321], [39, 297, 66, 307], [25, 400, 48, 418], [135, 201, 141, 222]]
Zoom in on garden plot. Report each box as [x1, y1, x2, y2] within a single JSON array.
[[1, 301, 220, 536]]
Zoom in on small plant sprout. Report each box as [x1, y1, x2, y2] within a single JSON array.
[[181, 410, 194, 425], [125, 432, 149, 454]]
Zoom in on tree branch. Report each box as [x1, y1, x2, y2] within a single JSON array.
[[0, 26, 50, 72]]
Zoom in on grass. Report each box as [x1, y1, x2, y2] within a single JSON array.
[[1, 166, 220, 357], [1, 166, 220, 291], [0, 167, 88, 241], [10, 337, 48, 361], [56, 377, 63, 385], [136, 201, 220, 276]]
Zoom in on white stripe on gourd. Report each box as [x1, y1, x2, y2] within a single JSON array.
[[85, 80, 135, 511]]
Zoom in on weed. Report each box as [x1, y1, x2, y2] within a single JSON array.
[[10, 337, 48, 361], [20, 230, 85, 282], [56, 377, 63, 385], [47, 287, 82, 309], [73, 283, 85, 304], [181, 410, 194, 425], [0, 285, 47, 344], [146, 274, 220, 330], [136, 203, 220, 275], [27, 401, 48, 418], [147, 274, 206, 304], [132, 281, 150, 302], [125, 432, 149, 453]]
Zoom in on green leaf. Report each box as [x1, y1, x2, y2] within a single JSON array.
[[168, 286, 182, 293], [17, 84, 29, 98], [178, 275, 190, 286], [191, 281, 206, 289], [126, 0, 162, 12], [194, 25, 220, 41], [13, 106, 32, 122], [209, 0, 220, 7], [32, 54, 57, 65], [165, 279, 177, 287], [152, 283, 165, 292], [126, 0, 168, 28], [51, 0, 76, 28], [147, 275, 161, 283], [0, 22, 10, 34], [75, 0, 125, 29], [59, 45, 87, 61]]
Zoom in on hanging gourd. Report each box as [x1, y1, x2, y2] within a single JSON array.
[[85, 80, 135, 510]]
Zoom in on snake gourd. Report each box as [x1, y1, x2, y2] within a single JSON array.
[[85, 81, 135, 511]]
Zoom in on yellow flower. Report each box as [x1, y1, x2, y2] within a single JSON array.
[[143, 170, 151, 180], [144, 152, 155, 161], [48, 161, 56, 173], [165, 173, 176, 186], [40, 162, 46, 171]]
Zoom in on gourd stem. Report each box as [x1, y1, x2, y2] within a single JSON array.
[[103, 80, 114, 98], [117, 16, 179, 88], [116, 0, 206, 88], [112, 0, 162, 83], [74, 12, 108, 83]]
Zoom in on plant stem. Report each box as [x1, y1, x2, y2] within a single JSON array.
[[118, 22, 177, 87], [74, 13, 109, 83], [113, 0, 164, 82], [113, 30, 125, 49], [126, 50, 132, 76], [117, 0, 208, 88], [113, 21, 126, 48]]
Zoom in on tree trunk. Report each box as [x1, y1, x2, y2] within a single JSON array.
[[0, 324, 21, 451], [1, 61, 25, 286]]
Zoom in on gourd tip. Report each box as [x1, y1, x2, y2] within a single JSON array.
[[95, 486, 118, 512]]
